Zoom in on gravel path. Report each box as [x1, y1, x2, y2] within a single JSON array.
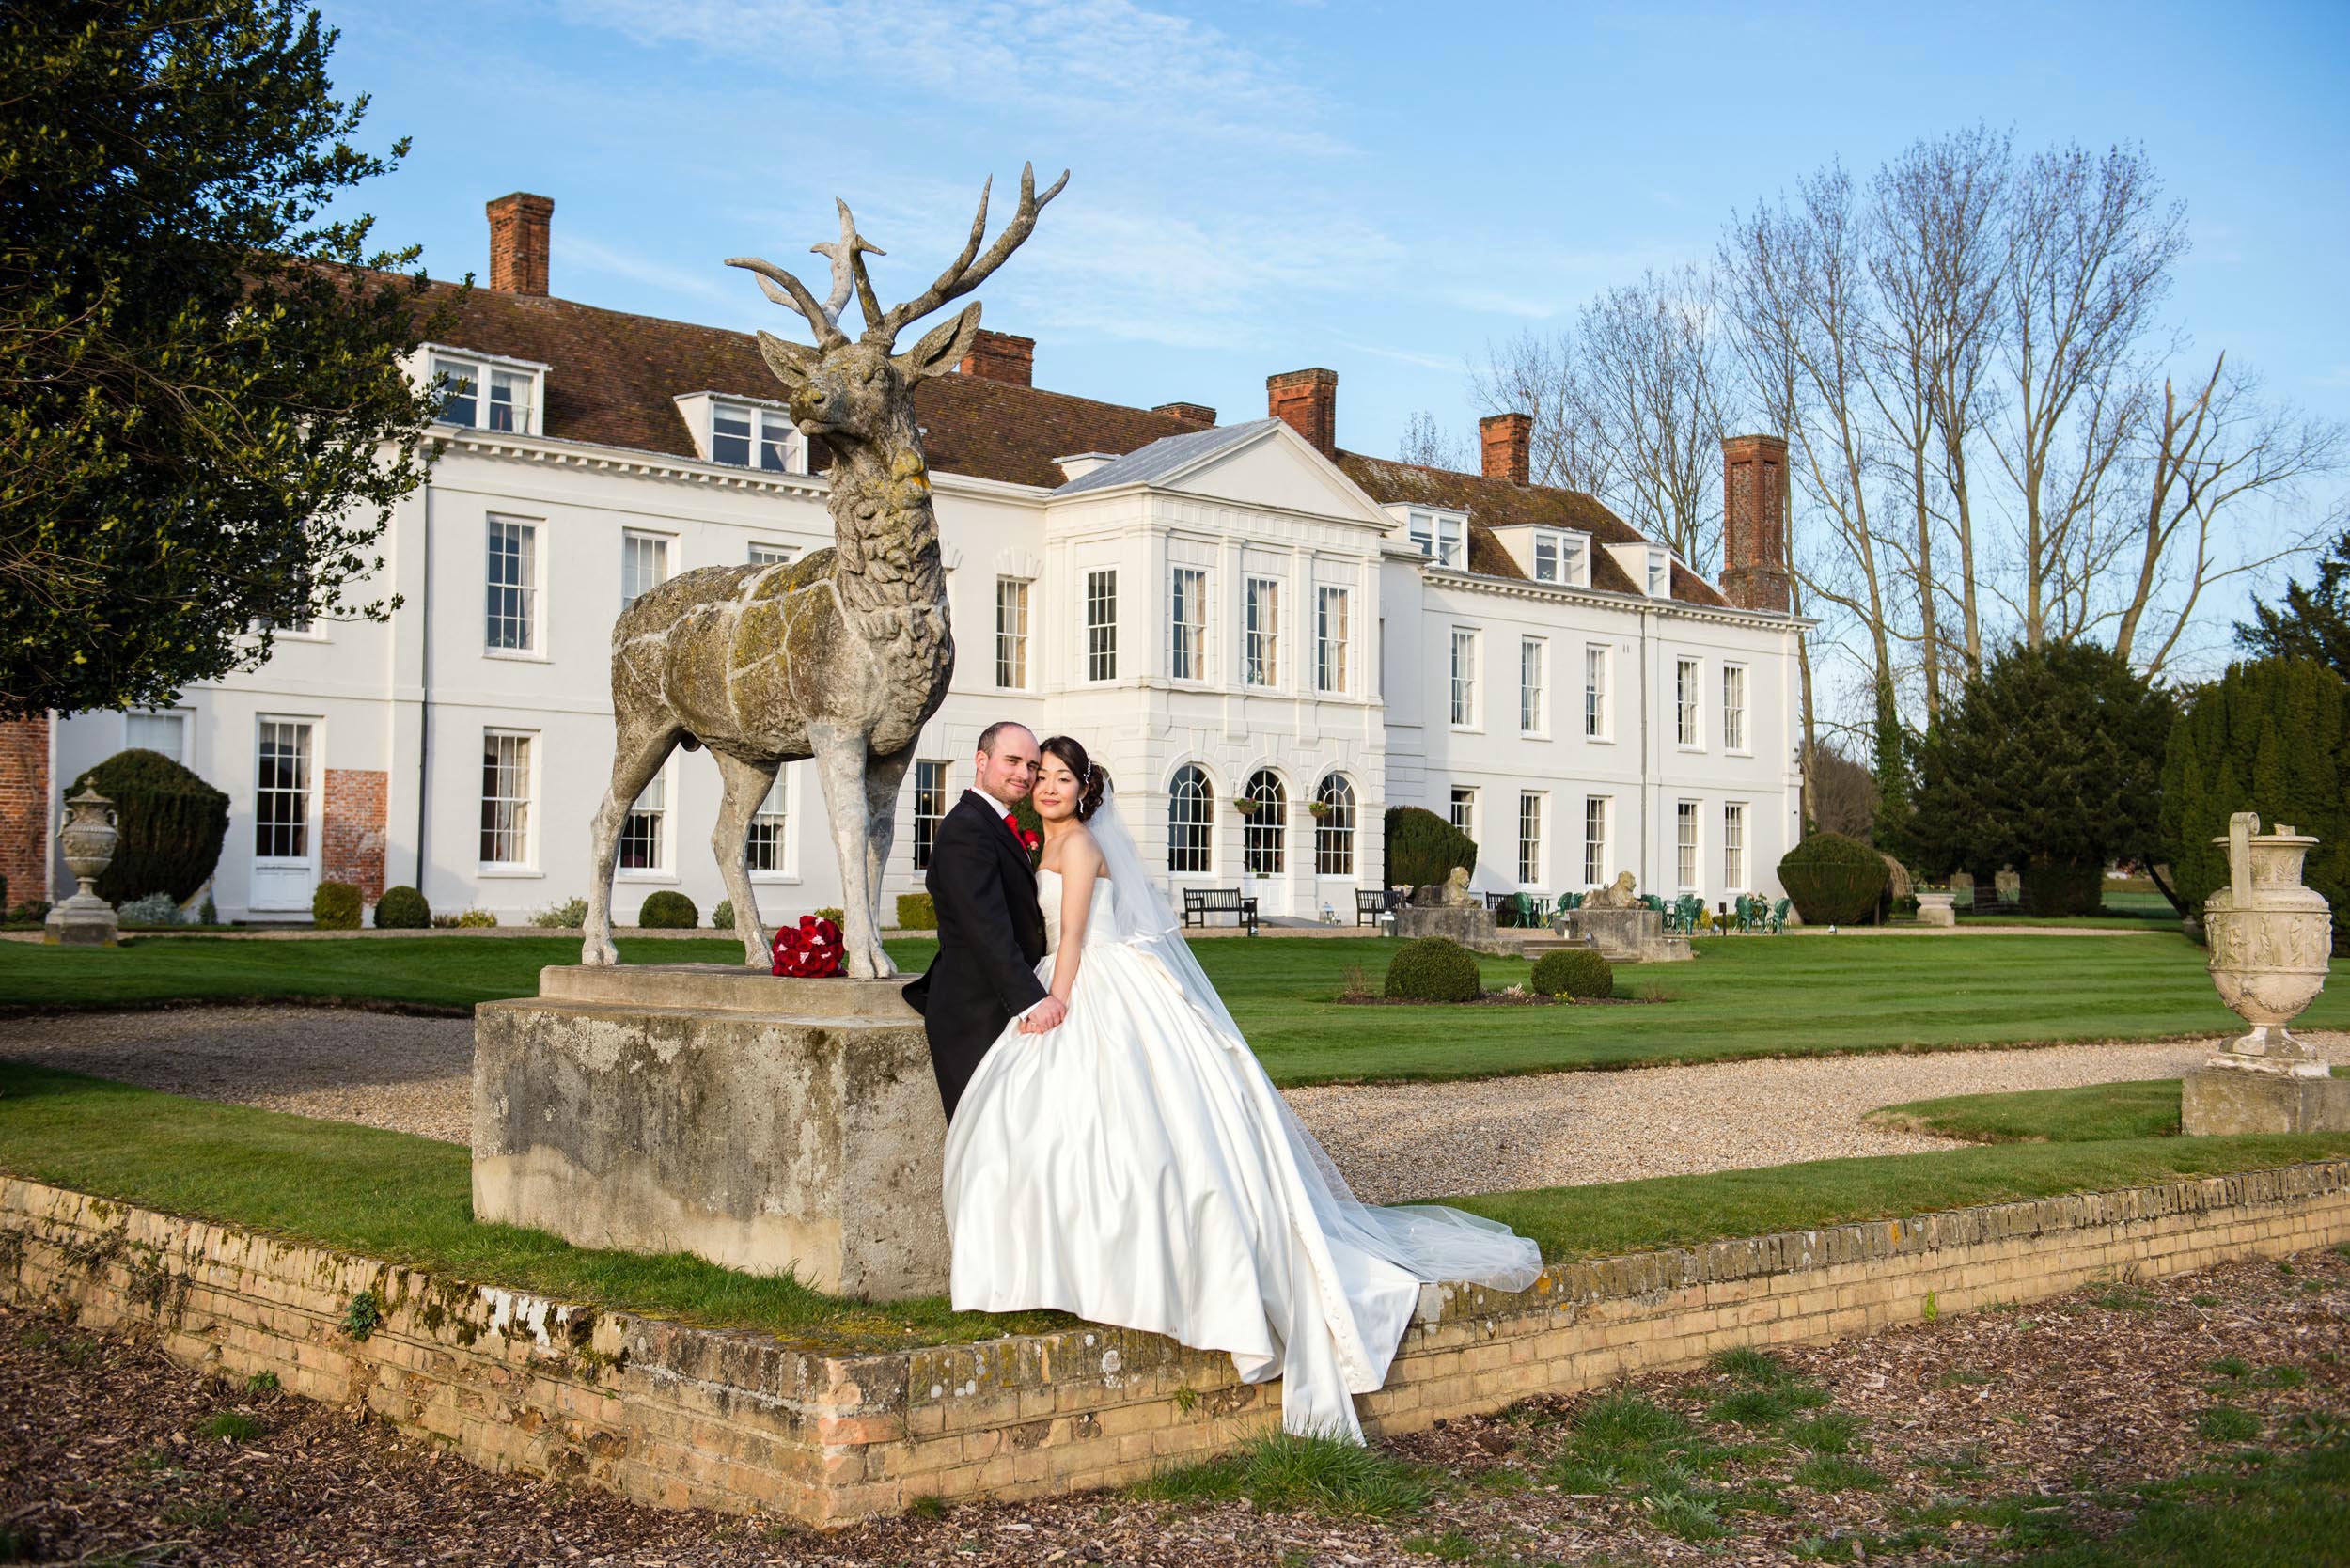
[[2, 1008, 2342, 1196]]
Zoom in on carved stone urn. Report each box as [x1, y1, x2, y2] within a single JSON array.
[[2202, 812, 2330, 1077], [44, 787, 121, 947]]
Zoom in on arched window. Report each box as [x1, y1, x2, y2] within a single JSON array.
[[1314, 774, 1355, 876], [1244, 769, 1287, 875], [1167, 765, 1214, 874]]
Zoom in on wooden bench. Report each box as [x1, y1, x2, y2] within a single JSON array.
[[1355, 887, 1401, 927], [1182, 887, 1260, 935]]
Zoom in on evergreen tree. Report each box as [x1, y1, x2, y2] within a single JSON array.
[[2159, 658, 2350, 946], [1869, 677, 1912, 862], [2237, 528, 2350, 683], [1907, 642, 2175, 915], [1, 1, 443, 715]]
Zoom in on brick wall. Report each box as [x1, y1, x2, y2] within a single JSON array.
[[8, 1161, 2346, 1528], [321, 769, 388, 902], [957, 330, 1035, 386], [1721, 432, 1791, 613], [0, 714, 50, 907]]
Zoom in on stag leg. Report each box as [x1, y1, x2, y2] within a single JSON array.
[[709, 751, 780, 969], [582, 716, 682, 967], [807, 721, 891, 980], [858, 745, 916, 975]]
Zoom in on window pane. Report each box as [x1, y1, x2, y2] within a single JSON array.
[[1520, 639, 1543, 732], [1450, 631, 1478, 726], [1533, 534, 1558, 581], [712, 404, 753, 466], [254, 720, 312, 859], [913, 760, 948, 870], [995, 578, 1029, 687], [1584, 796, 1608, 886], [621, 532, 667, 611], [1167, 765, 1213, 874], [619, 770, 665, 870], [746, 772, 789, 872], [1677, 658, 1700, 746], [1676, 801, 1699, 890], [1245, 578, 1278, 687], [1314, 774, 1355, 876], [1724, 803, 1747, 889], [1440, 518, 1462, 568], [480, 732, 532, 865], [748, 541, 793, 567], [1169, 568, 1206, 681], [488, 368, 529, 433], [1244, 770, 1286, 875], [1315, 587, 1348, 694], [433, 358, 477, 426], [1449, 787, 1476, 840], [1086, 570, 1118, 681], [1724, 666, 1747, 751], [486, 520, 536, 651], [758, 411, 797, 472], [1517, 792, 1543, 886], [127, 712, 186, 762]]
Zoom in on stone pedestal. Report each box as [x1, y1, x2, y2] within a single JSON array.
[[473, 964, 947, 1301], [43, 898, 118, 947], [1392, 902, 1510, 955], [2183, 1066, 2350, 1136], [1914, 892, 1957, 929], [1564, 906, 1691, 963]]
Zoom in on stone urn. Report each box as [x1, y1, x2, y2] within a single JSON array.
[[2202, 812, 2330, 1077], [1914, 889, 1957, 928], [44, 787, 121, 948]]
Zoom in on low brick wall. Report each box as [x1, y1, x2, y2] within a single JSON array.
[[7, 1162, 2348, 1527]]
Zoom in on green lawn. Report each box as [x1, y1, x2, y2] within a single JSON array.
[[1869, 1078, 2187, 1142], [1, 930, 2327, 1085], [6, 1059, 2346, 1355]]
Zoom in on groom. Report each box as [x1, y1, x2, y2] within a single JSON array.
[[901, 720, 1065, 1120]]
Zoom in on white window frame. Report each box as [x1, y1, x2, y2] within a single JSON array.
[[1408, 510, 1465, 569], [1314, 585, 1349, 695], [913, 760, 949, 872], [1584, 644, 1612, 742], [616, 761, 673, 879], [253, 716, 316, 866], [1517, 791, 1544, 888], [484, 516, 541, 658], [1313, 773, 1356, 877], [1723, 663, 1750, 754], [1449, 629, 1480, 729], [1245, 576, 1281, 689], [1724, 802, 1747, 891], [1168, 566, 1209, 682], [1647, 550, 1671, 598], [1085, 569, 1119, 682], [424, 347, 546, 436], [1676, 656, 1703, 750], [1243, 769, 1287, 876], [620, 529, 671, 612], [711, 400, 806, 473], [1519, 636, 1547, 736], [1167, 764, 1215, 876], [479, 729, 538, 872], [994, 576, 1031, 690], [125, 710, 190, 764], [1676, 799, 1700, 892], [1449, 786, 1478, 843], [1583, 795, 1610, 886], [746, 770, 793, 879], [1530, 528, 1591, 588], [748, 541, 794, 567]]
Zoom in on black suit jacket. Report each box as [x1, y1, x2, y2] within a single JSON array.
[[901, 791, 1050, 1120]]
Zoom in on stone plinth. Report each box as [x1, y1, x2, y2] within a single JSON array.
[[42, 899, 118, 947], [2183, 1066, 2350, 1136], [1393, 902, 1512, 955], [473, 964, 947, 1300], [1915, 892, 1957, 928], [1565, 906, 1691, 963]]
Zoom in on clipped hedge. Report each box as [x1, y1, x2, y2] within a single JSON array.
[[1777, 831, 1889, 925], [1531, 948, 1614, 1000], [69, 748, 229, 904], [2021, 861, 2103, 918], [637, 890, 698, 929], [373, 886, 431, 929], [1385, 806, 1477, 891], [896, 892, 938, 930], [312, 882, 362, 930], [1382, 937, 1481, 1003], [711, 898, 735, 931]]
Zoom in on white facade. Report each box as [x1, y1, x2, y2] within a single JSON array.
[[54, 394, 1802, 926]]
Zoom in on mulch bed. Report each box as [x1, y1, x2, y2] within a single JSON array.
[[3, 1248, 2343, 1566]]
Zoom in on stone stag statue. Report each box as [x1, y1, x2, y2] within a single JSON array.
[[581, 165, 1069, 978]]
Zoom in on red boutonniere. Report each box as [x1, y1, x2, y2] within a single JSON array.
[[1019, 828, 1042, 858], [771, 916, 843, 979]]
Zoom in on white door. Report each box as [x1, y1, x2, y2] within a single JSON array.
[[250, 718, 318, 911], [1241, 769, 1291, 918]]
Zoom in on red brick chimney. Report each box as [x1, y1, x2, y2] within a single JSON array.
[[1267, 368, 1338, 458], [1721, 433, 1792, 613], [958, 330, 1034, 385], [1152, 401, 1217, 426], [1480, 412, 1532, 484], [0, 714, 50, 906], [486, 193, 553, 296]]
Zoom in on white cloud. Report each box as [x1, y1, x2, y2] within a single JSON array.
[[557, 234, 744, 309]]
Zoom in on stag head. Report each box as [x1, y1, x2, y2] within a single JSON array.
[[727, 165, 1069, 449]]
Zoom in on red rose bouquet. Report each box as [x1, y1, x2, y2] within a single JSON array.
[[771, 915, 844, 978]]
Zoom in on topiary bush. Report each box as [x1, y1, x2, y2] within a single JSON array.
[[1382, 937, 1481, 1002], [373, 886, 430, 929], [1530, 948, 1614, 999], [711, 898, 735, 931], [312, 881, 361, 930], [1777, 832, 1889, 925], [529, 895, 588, 929], [69, 748, 229, 904], [896, 892, 937, 930], [1386, 806, 1477, 890], [637, 890, 697, 928], [815, 905, 845, 925]]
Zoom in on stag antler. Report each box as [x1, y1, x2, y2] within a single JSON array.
[[727, 199, 881, 351], [863, 163, 1069, 346]]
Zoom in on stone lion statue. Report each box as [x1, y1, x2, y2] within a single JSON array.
[[1584, 871, 1638, 909], [1441, 865, 1476, 907]]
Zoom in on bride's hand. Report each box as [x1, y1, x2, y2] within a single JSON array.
[[1020, 995, 1068, 1034]]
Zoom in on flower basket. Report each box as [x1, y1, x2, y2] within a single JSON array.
[[1231, 797, 1258, 818], [1306, 800, 1332, 820]]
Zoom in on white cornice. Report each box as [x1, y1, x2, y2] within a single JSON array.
[[1418, 564, 1814, 630], [416, 429, 1050, 507]]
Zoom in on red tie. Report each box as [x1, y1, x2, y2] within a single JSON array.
[[1003, 810, 1022, 840]]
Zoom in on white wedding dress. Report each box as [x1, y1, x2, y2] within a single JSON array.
[[942, 807, 1542, 1443]]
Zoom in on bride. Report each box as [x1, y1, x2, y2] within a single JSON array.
[[942, 734, 1543, 1442]]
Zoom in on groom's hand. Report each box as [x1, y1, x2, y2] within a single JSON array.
[[1018, 996, 1068, 1035]]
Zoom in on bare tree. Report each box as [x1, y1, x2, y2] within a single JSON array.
[[2110, 356, 2347, 673], [1570, 265, 1727, 565], [1471, 328, 1612, 494], [1809, 743, 1877, 839], [1396, 409, 1470, 473], [1988, 142, 2187, 649]]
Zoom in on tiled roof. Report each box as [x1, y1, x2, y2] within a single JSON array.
[[421, 281, 1731, 608], [1054, 419, 1284, 494]]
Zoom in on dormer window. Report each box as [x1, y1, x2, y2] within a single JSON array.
[[1407, 510, 1465, 569], [1647, 551, 1671, 598], [1531, 529, 1590, 588], [677, 392, 806, 474], [425, 351, 546, 435]]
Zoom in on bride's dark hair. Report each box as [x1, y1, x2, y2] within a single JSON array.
[[1038, 735, 1109, 822]]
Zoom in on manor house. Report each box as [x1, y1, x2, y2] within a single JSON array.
[[5, 195, 1804, 926]]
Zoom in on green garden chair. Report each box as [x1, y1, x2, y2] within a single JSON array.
[[1766, 897, 1790, 933]]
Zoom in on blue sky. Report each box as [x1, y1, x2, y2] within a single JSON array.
[[324, 0, 2349, 483]]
